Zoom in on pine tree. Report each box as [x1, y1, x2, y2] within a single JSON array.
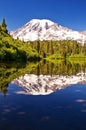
[[0, 25, 1, 31], [1, 18, 8, 33]]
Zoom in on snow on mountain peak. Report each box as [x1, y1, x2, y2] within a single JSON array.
[[28, 19, 54, 25], [10, 19, 86, 44]]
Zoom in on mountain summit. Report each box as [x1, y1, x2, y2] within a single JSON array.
[[10, 19, 86, 44]]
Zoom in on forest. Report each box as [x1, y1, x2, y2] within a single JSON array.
[[0, 18, 40, 61], [30, 40, 86, 60], [0, 18, 86, 61]]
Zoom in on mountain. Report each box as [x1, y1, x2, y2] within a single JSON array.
[[12, 73, 86, 95], [10, 19, 86, 45], [80, 31, 86, 35]]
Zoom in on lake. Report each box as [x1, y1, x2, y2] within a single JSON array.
[[0, 60, 86, 130]]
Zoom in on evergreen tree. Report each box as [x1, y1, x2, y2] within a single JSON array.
[[0, 25, 1, 31], [1, 18, 8, 33]]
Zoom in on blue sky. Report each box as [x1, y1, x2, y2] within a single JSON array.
[[0, 0, 86, 31]]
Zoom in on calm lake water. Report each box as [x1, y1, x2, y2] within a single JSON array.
[[0, 60, 86, 130]]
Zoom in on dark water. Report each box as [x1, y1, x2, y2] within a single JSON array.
[[0, 60, 86, 130]]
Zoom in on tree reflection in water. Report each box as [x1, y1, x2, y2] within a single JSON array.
[[0, 60, 86, 96]]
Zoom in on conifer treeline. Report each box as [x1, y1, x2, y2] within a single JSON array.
[[30, 40, 86, 59]]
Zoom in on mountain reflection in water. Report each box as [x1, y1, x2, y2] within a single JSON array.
[[0, 60, 86, 130], [12, 72, 86, 95], [0, 60, 86, 96]]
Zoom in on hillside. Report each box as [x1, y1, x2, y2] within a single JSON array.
[[0, 19, 39, 61]]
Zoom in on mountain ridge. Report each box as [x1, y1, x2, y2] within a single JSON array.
[[10, 19, 86, 45]]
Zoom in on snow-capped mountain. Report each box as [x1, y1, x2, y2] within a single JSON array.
[[12, 73, 86, 95], [81, 31, 86, 35], [10, 19, 86, 45]]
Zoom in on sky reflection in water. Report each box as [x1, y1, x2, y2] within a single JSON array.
[[0, 83, 86, 130], [0, 61, 86, 130]]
